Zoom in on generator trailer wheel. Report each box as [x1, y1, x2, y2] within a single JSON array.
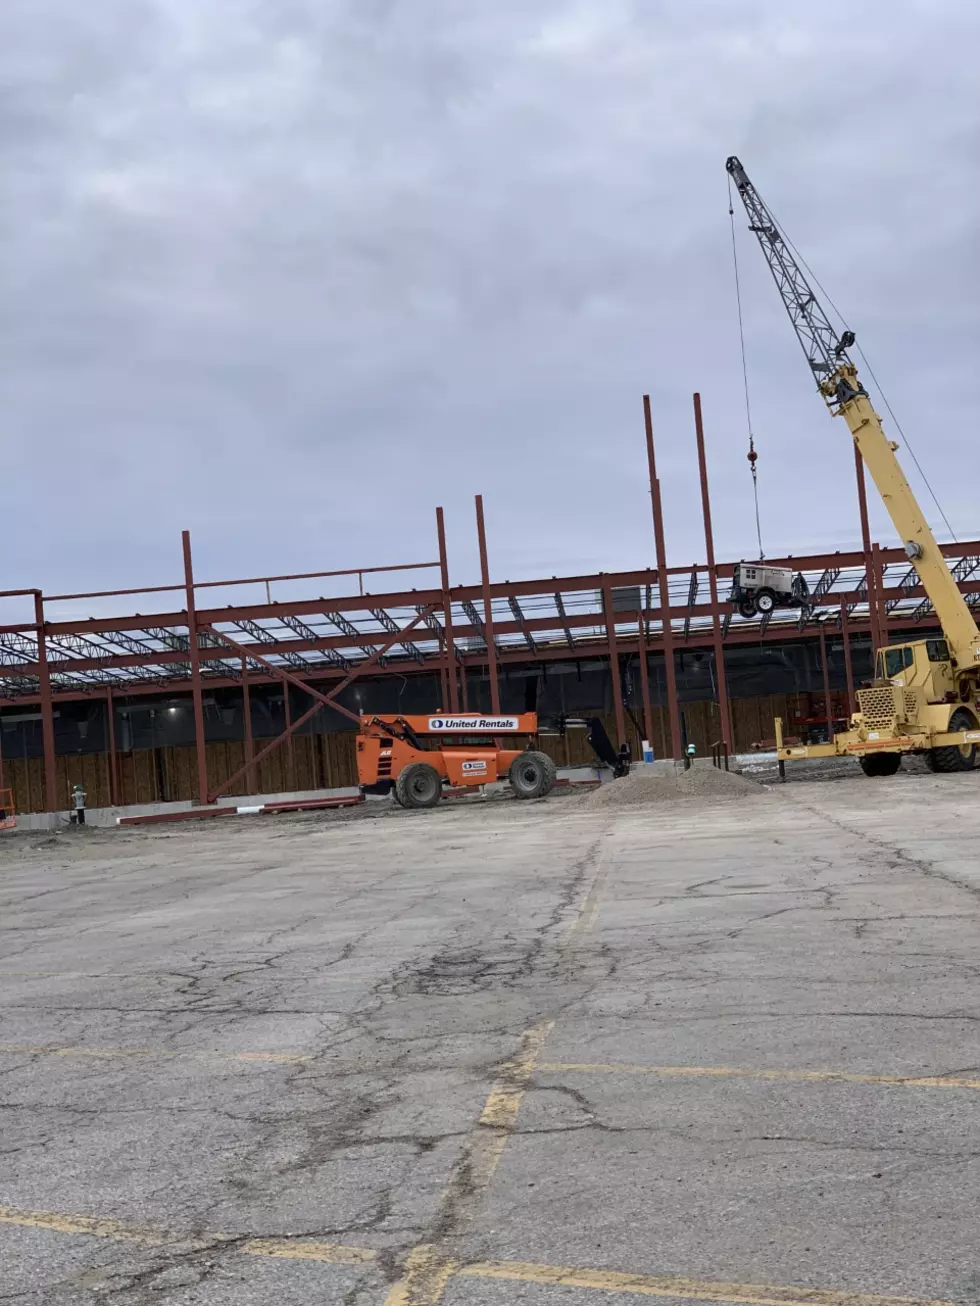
[[859, 753, 901, 777], [395, 762, 442, 809], [738, 599, 757, 619], [509, 751, 557, 800], [755, 588, 776, 615], [926, 709, 977, 773]]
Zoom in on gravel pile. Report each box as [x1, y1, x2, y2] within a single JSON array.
[[585, 759, 761, 809]]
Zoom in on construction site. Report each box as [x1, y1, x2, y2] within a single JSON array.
[[4, 152, 980, 1306], [2, 393, 977, 824]]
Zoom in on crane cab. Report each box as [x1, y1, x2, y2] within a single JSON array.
[[873, 638, 955, 701]]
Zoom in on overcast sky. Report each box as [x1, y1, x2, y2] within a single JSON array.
[[2, 0, 977, 618]]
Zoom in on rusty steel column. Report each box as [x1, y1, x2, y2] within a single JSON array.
[[644, 396, 682, 760], [436, 507, 459, 712], [474, 494, 501, 715], [34, 591, 58, 812], [283, 684, 298, 791], [872, 541, 888, 651], [819, 624, 834, 742], [636, 602, 654, 751], [840, 601, 856, 715], [105, 688, 120, 807], [693, 393, 733, 752], [181, 530, 209, 805], [602, 581, 627, 749], [854, 445, 883, 652], [242, 657, 254, 794]]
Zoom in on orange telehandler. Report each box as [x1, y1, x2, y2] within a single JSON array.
[[356, 710, 631, 809], [356, 712, 557, 808]]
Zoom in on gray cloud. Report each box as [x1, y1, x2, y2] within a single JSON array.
[[2, 0, 977, 618]]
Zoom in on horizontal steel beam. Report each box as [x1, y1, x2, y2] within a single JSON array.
[[3, 569, 972, 683], [0, 605, 916, 711]]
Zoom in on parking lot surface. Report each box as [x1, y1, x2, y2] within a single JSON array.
[[2, 770, 980, 1304]]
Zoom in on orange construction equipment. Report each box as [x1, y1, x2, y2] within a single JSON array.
[[356, 712, 557, 809]]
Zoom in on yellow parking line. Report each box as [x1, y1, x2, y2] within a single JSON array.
[[458, 1259, 956, 1306], [0, 1044, 309, 1065], [537, 1061, 980, 1090], [0, 1206, 173, 1247], [381, 1018, 555, 1306], [241, 1237, 376, 1265], [0, 1204, 376, 1265], [0, 1205, 955, 1306], [381, 853, 608, 1306], [382, 1244, 459, 1306]]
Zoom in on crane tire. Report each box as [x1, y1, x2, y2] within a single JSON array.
[[859, 753, 901, 777], [509, 751, 557, 800], [395, 762, 442, 809], [926, 709, 977, 773]]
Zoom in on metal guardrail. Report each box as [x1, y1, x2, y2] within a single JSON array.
[[710, 740, 729, 772]]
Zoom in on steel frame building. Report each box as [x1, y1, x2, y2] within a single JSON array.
[[3, 395, 975, 812]]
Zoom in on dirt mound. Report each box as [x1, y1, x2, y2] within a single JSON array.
[[585, 759, 761, 809]]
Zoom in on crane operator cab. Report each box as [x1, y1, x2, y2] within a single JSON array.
[[730, 562, 811, 620], [873, 639, 956, 700]]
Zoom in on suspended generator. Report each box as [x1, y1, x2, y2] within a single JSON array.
[[730, 561, 810, 620]]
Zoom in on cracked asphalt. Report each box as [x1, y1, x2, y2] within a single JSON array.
[[2, 769, 980, 1304]]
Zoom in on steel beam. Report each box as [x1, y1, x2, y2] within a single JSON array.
[[205, 606, 436, 803], [34, 593, 58, 813], [819, 623, 834, 742], [106, 687, 120, 807], [368, 608, 424, 664], [182, 532, 209, 805], [683, 570, 698, 638], [693, 393, 732, 752], [508, 596, 537, 653], [602, 581, 627, 749], [475, 494, 500, 715], [840, 600, 856, 715], [436, 507, 459, 712], [636, 611, 654, 752], [554, 593, 575, 649], [242, 659, 254, 794], [644, 395, 681, 760]]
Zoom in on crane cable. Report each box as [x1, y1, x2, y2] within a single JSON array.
[[762, 199, 959, 545], [727, 173, 765, 559]]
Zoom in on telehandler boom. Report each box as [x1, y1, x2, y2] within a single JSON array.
[[726, 156, 980, 775]]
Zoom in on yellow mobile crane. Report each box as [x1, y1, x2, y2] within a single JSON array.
[[726, 156, 980, 776]]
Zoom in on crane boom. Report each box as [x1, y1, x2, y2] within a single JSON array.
[[726, 156, 980, 669]]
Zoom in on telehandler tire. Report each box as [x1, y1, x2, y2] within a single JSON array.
[[509, 751, 557, 800], [926, 709, 977, 773], [859, 753, 901, 777], [395, 762, 442, 809]]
